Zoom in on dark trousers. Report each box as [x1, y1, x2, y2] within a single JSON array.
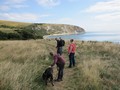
[[56, 63, 64, 80], [57, 47, 62, 55], [69, 53, 75, 67]]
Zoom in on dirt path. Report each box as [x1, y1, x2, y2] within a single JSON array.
[[46, 62, 75, 90]]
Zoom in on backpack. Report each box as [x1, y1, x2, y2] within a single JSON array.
[[59, 39, 65, 47], [61, 40, 65, 46]]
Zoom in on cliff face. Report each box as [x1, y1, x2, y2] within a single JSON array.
[[32, 23, 85, 35]]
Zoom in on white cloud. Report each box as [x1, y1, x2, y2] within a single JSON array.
[[12, 5, 28, 8], [67, 0, 78, 2], [5, 0, 27, 4], [0, 4, 28, 11], [84, 0, 120, 22], [0, 13, 38, 21], [55, 18, 73, 23], [36, 0, 60, 7], [0, 5, 10, 11], [0, 13, 50, 22], [95, 12, 120, 21], [0, 0, 28, 11], [89, 22, 120, 32], [85, 0, 120, 13], [45, 18, 75, 25]]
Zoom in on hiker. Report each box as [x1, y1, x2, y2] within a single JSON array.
[[55, 38, 60, 54], [50, 52, 65, 81], [55, 37, 65, 55], [68, 39, 76, 68]]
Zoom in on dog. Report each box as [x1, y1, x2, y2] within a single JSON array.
[[42, 66, 54, 86]]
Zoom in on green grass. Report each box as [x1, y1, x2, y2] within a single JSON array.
[[0, 40, 120, 90]]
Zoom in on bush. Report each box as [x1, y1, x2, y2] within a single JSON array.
[[0, 31, 22, 40], [7, 33, 22, 40], [0, 25, 48, 40], [0, 31, 8, 40], [16, 29, 35, 40]]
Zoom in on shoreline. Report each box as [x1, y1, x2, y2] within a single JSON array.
[[43, 32, 120, 44], [43, 32, 85, 39]]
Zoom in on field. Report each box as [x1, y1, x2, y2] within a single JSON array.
[[0, 40, 120, 90], [0, 20, 31, 27]]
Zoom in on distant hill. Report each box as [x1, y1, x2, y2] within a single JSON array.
[[0, 20, 85, 40]]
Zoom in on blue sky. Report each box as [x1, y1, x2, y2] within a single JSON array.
[[0, 0, 120, 32]]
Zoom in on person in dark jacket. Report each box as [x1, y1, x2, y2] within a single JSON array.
[[55, 37, 65, 55], [55, 38, 61, 55], [55, 38, 59, 48], [50, 52, 65, 81]]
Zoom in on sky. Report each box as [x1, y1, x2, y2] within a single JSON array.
[[0, 0, 120, 32]]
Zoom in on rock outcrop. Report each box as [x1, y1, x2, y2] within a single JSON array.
[[32, 23, 85, 35]]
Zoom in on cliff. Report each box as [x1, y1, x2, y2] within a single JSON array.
[[32, 23, 85, 35]]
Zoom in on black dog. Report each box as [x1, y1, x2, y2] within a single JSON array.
[[42, 67, 54, 86]]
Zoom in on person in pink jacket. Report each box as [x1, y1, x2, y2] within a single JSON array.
[[68, 39, 76, 68]]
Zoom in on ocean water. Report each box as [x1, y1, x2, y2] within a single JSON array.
[[46, 32, 120, 43]]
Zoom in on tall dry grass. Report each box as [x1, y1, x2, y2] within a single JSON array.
[[0, 40, 120, 90], [0, 20, 31, 27], [0, 40, 56, 90], [65, 41, 120, 90]]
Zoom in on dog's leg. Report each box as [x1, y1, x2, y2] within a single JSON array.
[[45, 78, 48, 85], [50, 75, 54, 86]]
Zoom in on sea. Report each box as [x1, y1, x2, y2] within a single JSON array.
[[46, 32, 120, 43]]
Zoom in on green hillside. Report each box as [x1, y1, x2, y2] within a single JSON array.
[[0, 40, 120, 90], [0, 20, 47, 40], [0, 20, 31, 32], [0, 20, 85, 40]]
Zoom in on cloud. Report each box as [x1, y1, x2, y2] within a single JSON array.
[[0, 13, 50, 22], [89, 22, 120, 32], [0, 0, 28, 11], [12, 5, 28, 8], [84, 0, 120, 21], [36, 0, 60, 7], [0, 4, 28, 11], [5, 0, 27, 4], [0, 5, 10, 11], [67, 0, 78, 2], [95, 12, 120, 21], [45, 18, 74, 24], [55, 18, 73, 23], [44, 17, 84, 27], [85, 0, 120, 13]]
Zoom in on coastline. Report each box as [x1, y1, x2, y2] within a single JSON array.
[[43, 32, 85, 39], [43, 32, 120, 44]]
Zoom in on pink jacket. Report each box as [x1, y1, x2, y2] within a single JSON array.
[[51, 54, 65, 66], [68, 43, 76, 53]]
